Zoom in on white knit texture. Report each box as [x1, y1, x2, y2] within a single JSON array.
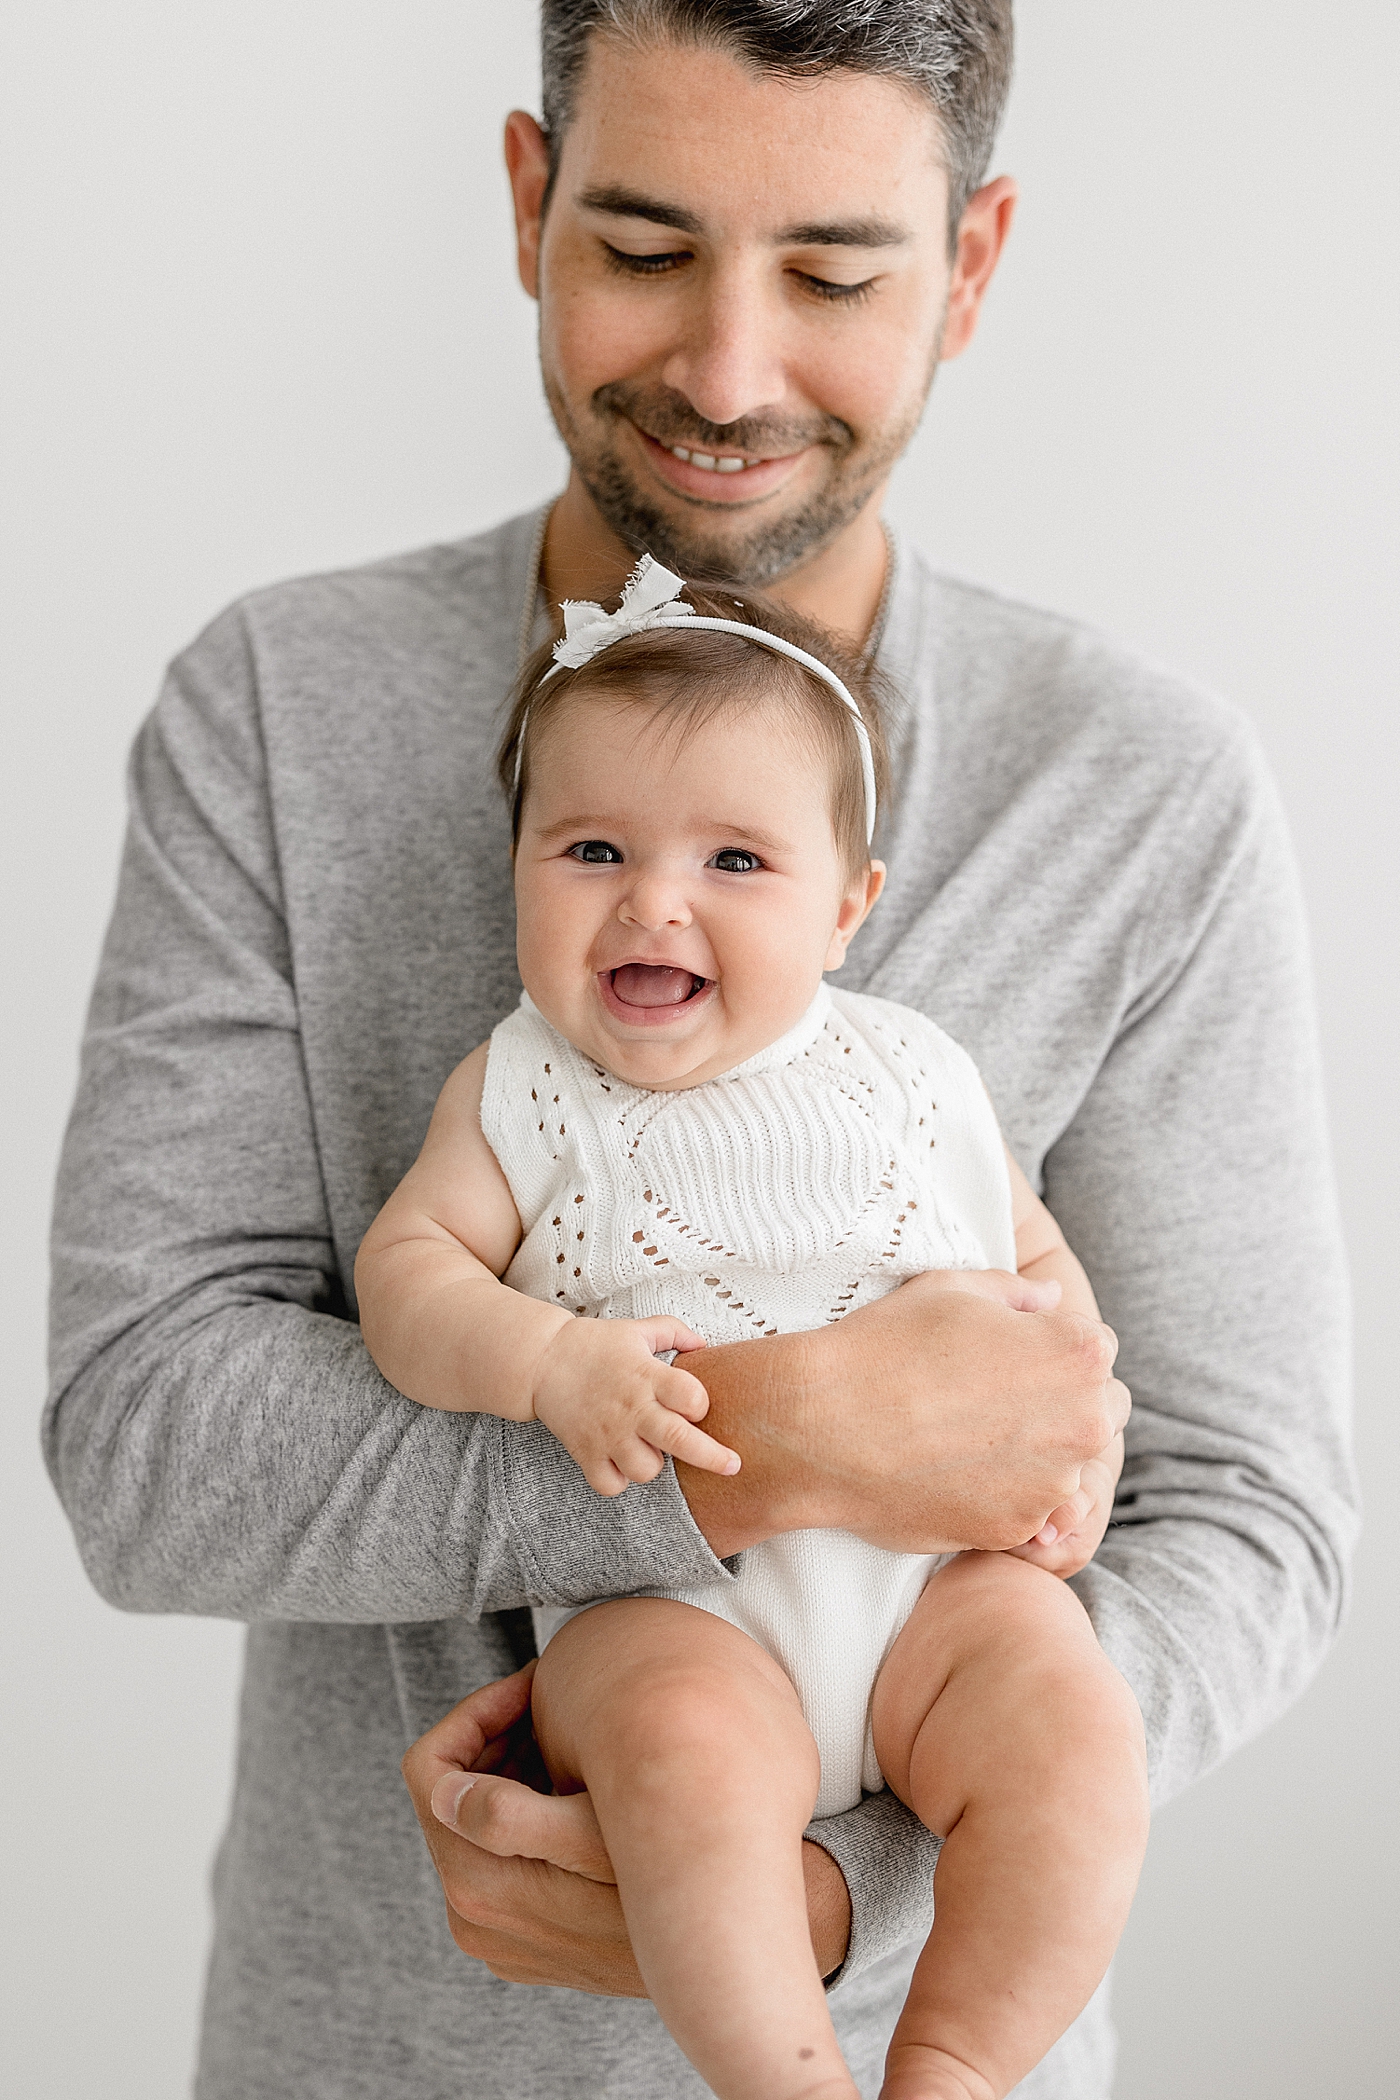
[[482, 982, 1016, 1814]]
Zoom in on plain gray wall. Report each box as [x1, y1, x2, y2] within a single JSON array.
[[2, 4, 1395, 2093]]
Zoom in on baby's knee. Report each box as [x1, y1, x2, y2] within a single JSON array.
[[875, 1553, 1148, 1825], [982, 1568, 1150, 1835], [888, 1551, 1093, 1691], [959, 1556, 1144, 1725], [612, 1660, 822, 1829], [542, 1604, 818, 1803]]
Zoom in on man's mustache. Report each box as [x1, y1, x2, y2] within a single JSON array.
[[592, 381, 852, 459]]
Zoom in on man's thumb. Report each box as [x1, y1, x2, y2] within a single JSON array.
[[431, 1769, 480, 1831], [436, 1769, 615, 1881]]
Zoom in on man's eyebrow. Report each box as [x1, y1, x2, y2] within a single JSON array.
[[576, 187, 910, 251], [576, 185, 705, 237], [774, 216, 912, 250]]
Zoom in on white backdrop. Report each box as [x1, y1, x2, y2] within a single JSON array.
[[2, 5, 1396, 2094]]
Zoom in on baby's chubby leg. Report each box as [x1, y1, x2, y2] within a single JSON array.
[[871, 1554, 1150, 2100], [533, 1598, 858, 2100]]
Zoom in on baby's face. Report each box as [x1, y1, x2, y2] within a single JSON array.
[[514, 692, 883, 1090]]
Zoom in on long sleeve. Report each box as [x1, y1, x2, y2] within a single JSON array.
[[820, 742, 1357, 1967], [44, 605, 728, 1624], [1050, 736, 1357, 1806], [867, 564, 1358, 1822]]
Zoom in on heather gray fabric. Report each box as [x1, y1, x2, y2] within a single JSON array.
[[46, 506, 1356, 2098]]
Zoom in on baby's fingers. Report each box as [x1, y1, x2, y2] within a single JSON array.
[[1006, 1532, 1079, 1575], [633, 1316, 708, 1359], [654, 1362, 712, 1423], [577, 1451, 632, 1497], [638, 1408, 741, 1478], [609, 1439, 667, 1487]]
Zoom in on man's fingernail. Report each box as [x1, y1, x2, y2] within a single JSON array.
[[431, 1773, 477, 1828], [1038, 1524, 1058, 1544]]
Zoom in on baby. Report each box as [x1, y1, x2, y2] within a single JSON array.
[[356, 559, 1148, 2100]]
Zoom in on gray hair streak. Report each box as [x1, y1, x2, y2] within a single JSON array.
[[539, 1, 1014, 242]]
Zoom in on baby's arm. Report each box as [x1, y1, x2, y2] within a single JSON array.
[[1004, 1147, 1100, 1326], [1002, 1148, 1124, 1576], [354, 1045, 740, 1495]]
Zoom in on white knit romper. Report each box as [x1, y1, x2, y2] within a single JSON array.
[[481, 981, 1016, 1816]]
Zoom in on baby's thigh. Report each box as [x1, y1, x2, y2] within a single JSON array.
[[870, 1551, 1118, 1813], [534, 1598, 819, 1806]]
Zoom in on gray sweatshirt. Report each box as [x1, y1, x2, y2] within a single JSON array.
[[46, 507, 1356, 2099]]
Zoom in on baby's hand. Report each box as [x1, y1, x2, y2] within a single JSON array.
[[532, 1316, 740, 1497], [1006, 1426, 1126, 1578]]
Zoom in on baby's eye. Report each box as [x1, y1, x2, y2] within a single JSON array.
[[709, 848, 761, 874], [568, 839, 623, 864]]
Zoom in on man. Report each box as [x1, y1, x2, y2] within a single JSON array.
[[46, 5, 1354, 2097]]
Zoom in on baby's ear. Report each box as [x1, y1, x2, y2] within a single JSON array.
[[824, 861, 886, 971]]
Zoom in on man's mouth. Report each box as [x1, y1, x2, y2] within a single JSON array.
[[630, 424, 811, 501], [662, 444, 759, 476], [608, 964, 711, 1008]]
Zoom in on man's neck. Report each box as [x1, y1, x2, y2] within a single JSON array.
[[540, 472, 890, 651]]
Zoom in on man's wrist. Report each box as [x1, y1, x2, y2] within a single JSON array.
[[673, 1329, 830, 1557], [802, 1838, 853, 1982]]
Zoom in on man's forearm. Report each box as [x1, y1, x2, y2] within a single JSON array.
[[46, 1290, 734, 1623], [676, 1272, 1125, 1560], [48, 643, 739, 1628]]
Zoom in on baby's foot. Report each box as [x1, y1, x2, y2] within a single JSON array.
[[880, 2042, 998, 2100]]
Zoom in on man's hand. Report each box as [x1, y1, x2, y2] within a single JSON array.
[[402, 1664, 852, 1992], [675, 1267, 1129, 1558]]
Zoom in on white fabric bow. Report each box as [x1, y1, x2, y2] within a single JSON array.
[[552, 556, 694, 670]]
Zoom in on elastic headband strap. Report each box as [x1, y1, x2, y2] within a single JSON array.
[[515, 557, 878, 845]]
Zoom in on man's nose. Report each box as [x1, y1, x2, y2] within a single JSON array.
[[659, 264, 788, 431], [619, 871, 692, 932]]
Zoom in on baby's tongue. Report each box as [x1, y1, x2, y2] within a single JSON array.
[[612, 964, 697, 1008]]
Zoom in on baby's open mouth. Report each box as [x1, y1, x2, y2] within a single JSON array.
[[609, 964, 710, 1009]]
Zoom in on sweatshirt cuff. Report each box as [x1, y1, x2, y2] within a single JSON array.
[[805, 1787, 940, 1989], [492, 1418, 734, 1609]]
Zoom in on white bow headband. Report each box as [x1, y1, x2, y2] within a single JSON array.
[[520, 555, 878, 844]]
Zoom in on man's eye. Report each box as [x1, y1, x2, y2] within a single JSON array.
[[792, 271, 877, 306], [569, 840, 623, 864], [602, 244, 691, 279], [709, 848, 761, 873]]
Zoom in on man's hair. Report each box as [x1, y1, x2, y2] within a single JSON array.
[[539, 1, 1014, 242], [499, 584, 892, 885]]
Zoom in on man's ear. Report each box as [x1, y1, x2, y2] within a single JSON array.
[[504, 111, 551, 301], [940, 175, 1017, 362], [824, 861, 887, 972]]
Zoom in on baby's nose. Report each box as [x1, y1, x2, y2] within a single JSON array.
[[621, 875, 692, 929]]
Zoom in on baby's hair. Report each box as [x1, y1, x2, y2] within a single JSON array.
[[498, 583, 892, 885]]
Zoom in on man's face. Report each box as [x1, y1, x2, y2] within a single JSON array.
[[520, 36, 959, 586]]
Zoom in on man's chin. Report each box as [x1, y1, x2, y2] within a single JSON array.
[[574, 454, 878, 589]]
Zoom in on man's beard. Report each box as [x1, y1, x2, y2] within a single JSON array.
[[543, 374, 930, 589]]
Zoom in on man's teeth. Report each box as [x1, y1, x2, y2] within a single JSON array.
[[669, 446, 750, 473]]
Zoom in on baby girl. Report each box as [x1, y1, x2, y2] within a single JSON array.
[[356, 560, 1148, 2100]]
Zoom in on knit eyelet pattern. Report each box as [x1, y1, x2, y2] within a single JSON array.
[[481, 984, 1012, 1347]]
